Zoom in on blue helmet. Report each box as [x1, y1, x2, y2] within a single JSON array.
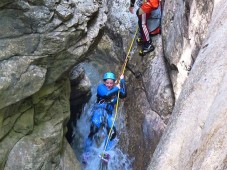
[[103, 72, 116, 81]]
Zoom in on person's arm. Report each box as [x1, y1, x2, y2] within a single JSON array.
[[97, 84, 119, 99], [108, 78, 126, 103], [130, 0, 136, 7], [119, 78, 127, 98], [97, 84, 118, 113], [129, 0, 136, 13]]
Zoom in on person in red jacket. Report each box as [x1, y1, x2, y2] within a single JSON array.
[[129, 0, 160, 56]]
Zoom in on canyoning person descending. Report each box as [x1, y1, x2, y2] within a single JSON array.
[[84, 72, 127, 153], [129, 0, 161, 56]]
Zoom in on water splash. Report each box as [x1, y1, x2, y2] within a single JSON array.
[[71, 62, 133, 170]]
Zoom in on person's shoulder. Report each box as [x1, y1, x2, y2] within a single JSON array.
[[97, 83, 105, 87], [97, 83, 106, 90]]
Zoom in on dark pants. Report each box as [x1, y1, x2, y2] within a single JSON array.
[[88, 123, 99, 139], [88, 123, 116, 141], [107, 126, 116, 141]]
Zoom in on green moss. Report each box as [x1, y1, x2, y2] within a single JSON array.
[[14, 108, 34, 135]]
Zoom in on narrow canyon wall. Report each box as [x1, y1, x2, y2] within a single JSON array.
[[106, 1, 174, 169], [1, 0, 226, 170], [148, 0, 227, 169], [0, 0, 107, 169], [162, 0, 214, 98]]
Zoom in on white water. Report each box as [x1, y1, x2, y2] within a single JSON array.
[[71, 62, 133, 170]]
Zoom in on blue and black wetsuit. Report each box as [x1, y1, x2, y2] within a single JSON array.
[[88, 79, 127, 141]]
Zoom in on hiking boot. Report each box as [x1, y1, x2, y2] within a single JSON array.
[[139, 41, 155, 56]]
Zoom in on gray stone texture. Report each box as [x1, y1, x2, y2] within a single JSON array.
[[0, 0, 107, 169], [0, 0, 226, 169], [162, 0, 214, 98], [148, 0, 227, 169], [120, 36, 174, 170], [88, 1, 174, 169]]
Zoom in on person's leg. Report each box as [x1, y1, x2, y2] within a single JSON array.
[[137, 9, 150, 42], [136, 9, 143, 45], [137, 9, 155, 54], [83, 124, 99, 162], [88, 123, 99, 139], [106, 114, 116, 141], [84, 123, 99, 152], [107, 126, 117, 141]]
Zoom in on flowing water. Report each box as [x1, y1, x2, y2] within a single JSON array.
[[71, 62, 133, 170]]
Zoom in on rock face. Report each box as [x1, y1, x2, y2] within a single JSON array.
[[119, 36, 174, 170], [0, 0, 107, 169], [104, 1, 174, 170], [162, 0, 214, 98], [148, 0, 227, 169], [106, 0, 226, 169], [66, 64, 91, 143], [0, 0, 226, 169]]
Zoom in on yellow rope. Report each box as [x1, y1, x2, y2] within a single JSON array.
[[120, 26, 139, 79], [102, 26, 139, 155]]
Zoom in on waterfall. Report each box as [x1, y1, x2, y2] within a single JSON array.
[[71, 62, 133, 170]]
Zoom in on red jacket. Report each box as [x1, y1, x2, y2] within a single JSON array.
[[141, 0, 159, 13], [130, 0, 159, 13]]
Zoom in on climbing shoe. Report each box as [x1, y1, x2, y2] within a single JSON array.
[[139, 41, 155, 56]]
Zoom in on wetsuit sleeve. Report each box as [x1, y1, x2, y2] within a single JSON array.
[[119, 79, 127, 99], [130, 0, 136, 7], [97, 84, 119, 99]]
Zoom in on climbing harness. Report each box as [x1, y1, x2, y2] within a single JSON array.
[[99, 26, 139, 164]]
